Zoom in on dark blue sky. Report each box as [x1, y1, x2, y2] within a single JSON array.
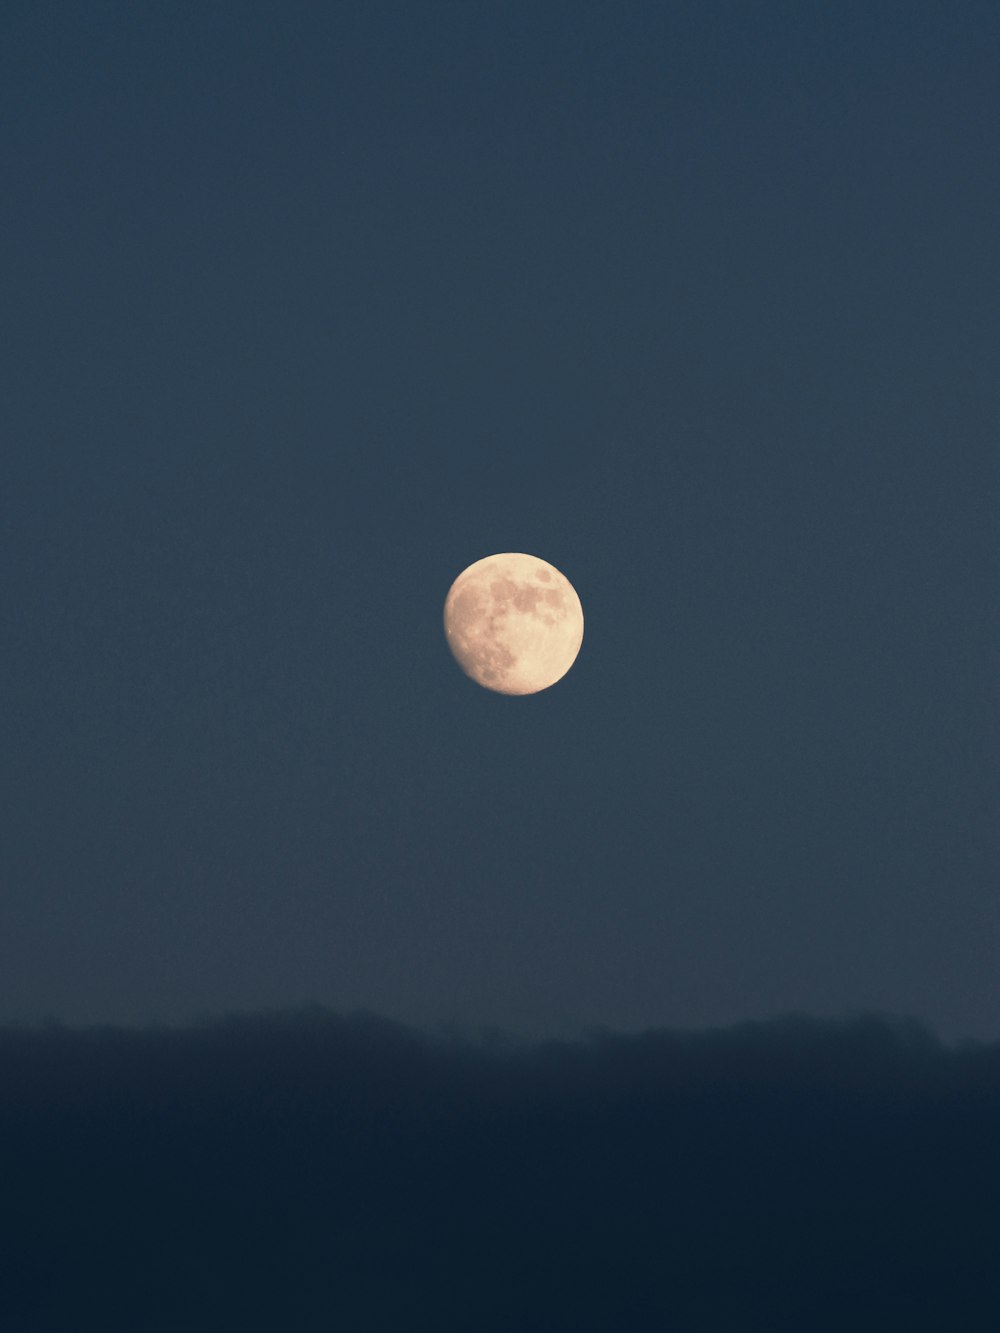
[[2, 1, 997, 1037]]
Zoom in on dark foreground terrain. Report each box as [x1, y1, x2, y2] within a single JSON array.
[[3, 1009, 998, 1330]]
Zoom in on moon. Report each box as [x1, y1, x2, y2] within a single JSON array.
[[443, 553, 584, 695]]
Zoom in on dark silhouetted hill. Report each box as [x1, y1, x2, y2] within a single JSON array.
[[3, 1009, 999, 1330]]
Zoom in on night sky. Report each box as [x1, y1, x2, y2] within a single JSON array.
[[3, 2, 997, 1041], [3, 4, 1000, 1326]]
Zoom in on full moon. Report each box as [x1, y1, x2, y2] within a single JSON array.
[[443, 553, 584, 695]]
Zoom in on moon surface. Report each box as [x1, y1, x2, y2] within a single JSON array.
[[443, 553, 584, 695]]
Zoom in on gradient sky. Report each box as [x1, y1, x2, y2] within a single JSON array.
[[2, 0, 997, 1037]]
